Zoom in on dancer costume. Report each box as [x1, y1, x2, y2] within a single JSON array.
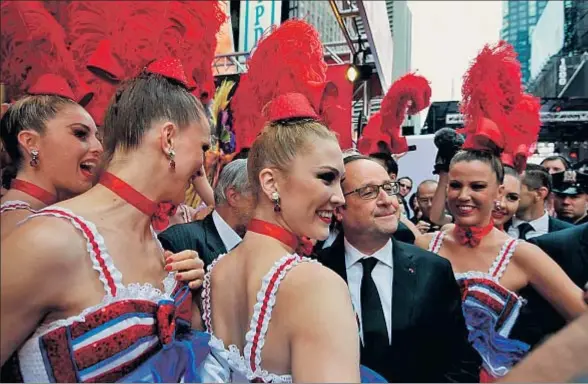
[[203, 19, 386, 383], [428, 41, 541, 381]]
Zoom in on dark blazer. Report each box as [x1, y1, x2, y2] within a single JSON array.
[[158, 212, 227, 268], [504, 215, 573, 235], [318, 234, 480, 383], [510, 223, 588, 348]]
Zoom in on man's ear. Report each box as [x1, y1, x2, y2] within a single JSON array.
[[225, 186, 239, 208], [537, 186, 550, 201]]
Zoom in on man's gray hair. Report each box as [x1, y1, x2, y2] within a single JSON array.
[[214, 159, 250, 205]]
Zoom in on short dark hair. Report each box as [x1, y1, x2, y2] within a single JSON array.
[[103, 72, 205, 161], [343, 153, 375, 166], [397, 176, 413, 186], [523, 163, 552, 194], [541, 155, 571, 170], [368, 153, 398, 175], [503, 165, 521, 179], [450, 149, 505, 183]]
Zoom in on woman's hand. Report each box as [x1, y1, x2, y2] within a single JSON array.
[[165, 250, 205, 290]]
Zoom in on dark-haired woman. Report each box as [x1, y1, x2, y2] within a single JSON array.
[[1, 60, 212, 382], [0, 78, 103, 239]]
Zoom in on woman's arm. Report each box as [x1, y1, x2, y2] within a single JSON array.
[[429, 172, 453, 226], [287, 264, 361, 383], [192, 165, 214, 207], [516, 242, 587, 321], [0, 219, 79, 365]]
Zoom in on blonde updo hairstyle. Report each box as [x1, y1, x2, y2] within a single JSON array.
[[247, 117, 338, 201]]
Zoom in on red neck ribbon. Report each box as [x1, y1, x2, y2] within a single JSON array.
[[247, 218, 313, 256], [99, 172, 177, 231], [11, 179, 56, 205], [454, 220, 495, 248]]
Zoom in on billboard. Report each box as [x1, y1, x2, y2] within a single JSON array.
[[238, 0, 282, 52], [357, 0, 394, 92], [530, 0, 565, 80]]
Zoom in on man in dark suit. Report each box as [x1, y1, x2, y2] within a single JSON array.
[[158, 159, 254, 267], [507, 163, 572, 239], [511, 223, 588, 348], [318, 155, 480, 383], [552, 165, 588, 225]]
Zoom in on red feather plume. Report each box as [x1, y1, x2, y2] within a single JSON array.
[[358, 73, 431, 154], [0, 1, 87, 102], [460, 41, 523, 147], [231, 19, 329, 152], [501, 93, 541, 172]]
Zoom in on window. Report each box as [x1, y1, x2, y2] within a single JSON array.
[[529, 0, 536, 17]]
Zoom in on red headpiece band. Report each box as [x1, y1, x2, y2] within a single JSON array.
[[231, 19, 341, 152], [459, 41, 539, 172], [358, 73, 431, 155], [144, 58, 195, 91], [28, 74, 76, 101]]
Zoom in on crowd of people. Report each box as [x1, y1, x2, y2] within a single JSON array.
[[1, 1, 588, 382]]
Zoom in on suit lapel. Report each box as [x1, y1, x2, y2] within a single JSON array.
[[548, 216, 554, 232], [391, 239, 416, 336], [324, 233, 348, 283], [203, 213, 227, 255]]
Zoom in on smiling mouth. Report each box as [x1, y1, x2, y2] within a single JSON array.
[[79, 161, 97, 178], [456, 205, 476, 215], [316, 210, 333, 224]]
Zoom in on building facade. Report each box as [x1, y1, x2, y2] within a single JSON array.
[[501, 0, 548, 85]]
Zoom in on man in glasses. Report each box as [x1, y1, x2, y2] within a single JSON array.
[[318, 154, 480, 383], [411, 180, 442, 234]]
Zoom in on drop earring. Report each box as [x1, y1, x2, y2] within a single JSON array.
[[168, 148, 176, 170], [30, 149, 39, 167], [493, 200, 501, 210], [271, 191, 281, 212]]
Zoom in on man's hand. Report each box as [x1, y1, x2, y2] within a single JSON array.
[[415, 220, 431, 234], [164, 250, 205, 290]]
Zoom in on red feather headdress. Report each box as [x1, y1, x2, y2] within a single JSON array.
[[231, 19, 343, 153], [358, 73, 431, 155], [0, 1, 92, 104]]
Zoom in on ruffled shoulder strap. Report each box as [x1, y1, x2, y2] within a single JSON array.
[[0, 200, 34, 214], [488, 238, 519, 279], [428, 231, 445, 253]]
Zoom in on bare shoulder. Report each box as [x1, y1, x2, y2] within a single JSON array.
[[280, 260, 348, 298], [0, 209, 33, 238], [415, 231, 436, 249], [2, 214, 88, 273], [512, 240, 547, 263]]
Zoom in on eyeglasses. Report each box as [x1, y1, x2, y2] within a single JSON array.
[[344, 181, 400, 200]]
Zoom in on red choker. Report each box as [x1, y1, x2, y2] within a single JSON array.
[[247, 219, 313, 256], [10, 179, 56, 205], [454, 220, 495, 248], [99, 172, 177, 231]]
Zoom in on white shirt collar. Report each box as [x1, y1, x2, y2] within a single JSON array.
[[212, 210, 242, 251], [343, 237, 393, 269], [513, 210, 550, 233]]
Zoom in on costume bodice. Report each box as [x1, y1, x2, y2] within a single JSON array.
[[200, 253, 318, 383], [12, 206, 194, 383], [0, 200, 35, 214], [428, 231, 530, 379]]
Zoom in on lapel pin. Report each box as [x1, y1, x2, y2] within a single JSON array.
[[408, 267, 415, 274]]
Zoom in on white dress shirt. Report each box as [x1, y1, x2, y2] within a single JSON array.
[[508, 211, 550, 240], [212, 210, 242, 251], [344, 237, 393, 345]]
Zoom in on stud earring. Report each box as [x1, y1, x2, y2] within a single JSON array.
[[493, 200, 501, 210], [30, 149, 39, 167], [271, 191, 281, 212], [167, 148, 176, 170]]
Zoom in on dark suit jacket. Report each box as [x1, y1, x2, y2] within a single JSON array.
[[318, 234, 480, 383], [158, 212, 227, 268], [510, 223, 588, 348], [504, 215, 573, 235]]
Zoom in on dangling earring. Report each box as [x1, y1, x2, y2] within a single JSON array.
[[30, 149, 39, 167], [494, 200, 501, 210], [271, 191, 281, 212], [167, 148, 176, 170]]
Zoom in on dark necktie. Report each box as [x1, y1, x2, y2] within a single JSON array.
[[360, 258, 389, 353], [518, 222, 534, 240]]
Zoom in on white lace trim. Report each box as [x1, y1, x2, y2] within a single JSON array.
[[489, 238, 518, 279], [427, 231, 444, 253], [244, 255, 317, 379], [0, 200, 34, 214], [201, 253, 229, 333]]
